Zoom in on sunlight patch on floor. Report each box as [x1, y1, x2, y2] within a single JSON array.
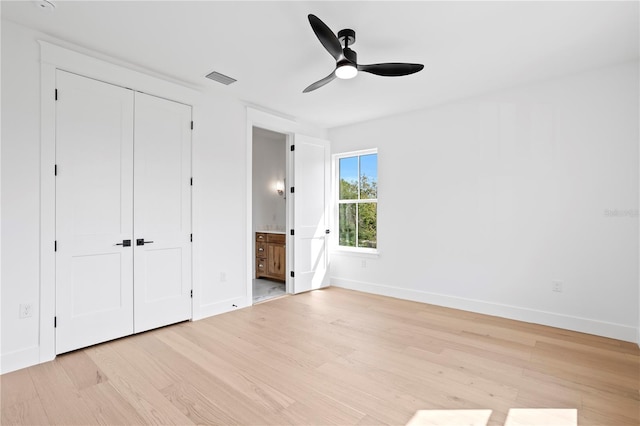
[[406, 408, 577, 426], [406, 409, 493, 426], [504, 408, 577, 426]]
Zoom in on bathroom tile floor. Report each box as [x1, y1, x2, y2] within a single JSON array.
[[252, 278, 286, 304]]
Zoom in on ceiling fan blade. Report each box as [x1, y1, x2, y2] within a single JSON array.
[[308, 14, 343, 61], [303, 70, 337, 93], [357, 63, 424, 77]]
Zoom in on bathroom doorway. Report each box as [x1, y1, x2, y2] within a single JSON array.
[[251, 127, 288, 303]]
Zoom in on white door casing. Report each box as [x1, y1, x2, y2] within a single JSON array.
[[292, 135, 330, 293], [55, 71, 135, 354], [133, 92, 192, 333]]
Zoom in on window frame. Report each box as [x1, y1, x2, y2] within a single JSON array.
[[332, 148, 379, 255]]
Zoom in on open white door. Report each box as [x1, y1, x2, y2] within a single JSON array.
[[292, 135, 330, 293], [133, 92, 192, 333], [55, 71, 134, 354]]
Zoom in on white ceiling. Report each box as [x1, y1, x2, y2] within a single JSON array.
[[2, 1, 638, 128]]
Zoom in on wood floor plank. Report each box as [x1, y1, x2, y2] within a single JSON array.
[[580, 406, 640, 426], [524, 357, 639, 400], [581, 390, 640, 424], [1, 287, 638, 425], [157, 328, 296, 413], [27, 360, 99, 425], [106, 335, 179, 391], [175, 315, 383, 424], [356, 414, 389, 426], [78, 382, 147, 425], [532, 339, 638, 379], [0, 368, 38, 408], [347, 346, 520, 404], [328, 352, 515, 419], [58, 349, 107, 390], [315, 356, 455, 422], [160, 380, 250, 425], [84, 344, 194, 425], [0, 396, 50, 425], [128, 330, 292, 424], [178, 323, 370, 424]]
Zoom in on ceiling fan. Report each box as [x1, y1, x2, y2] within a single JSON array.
[[303, 14, 424, 93]]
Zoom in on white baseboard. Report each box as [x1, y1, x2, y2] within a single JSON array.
[[331, 277, 638, 344], [1, 346, 40, 374], [193, 296, 248, 321]]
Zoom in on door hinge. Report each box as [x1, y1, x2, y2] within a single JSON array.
[[54, 316, 57, 328], [290, 187, 294, 194], [54, 240, 57, 252], [190, 177, 193, 186], [190, 233, 193, 242], [325, 229, 330, 234], [190, 290, 193, 298], [54, 164, 57, 176], [290, 229, 294, 236], [290, 145, 295, 151], [290, 271, 295, 278], [55, 89, 58, 101], [191, 121, 194, 130]]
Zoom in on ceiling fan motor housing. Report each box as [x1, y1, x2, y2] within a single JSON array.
[[338, 28, 356, 47]]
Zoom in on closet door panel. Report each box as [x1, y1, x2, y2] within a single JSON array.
[[133, 92, 192, 333], [55, 70, 134, 354]]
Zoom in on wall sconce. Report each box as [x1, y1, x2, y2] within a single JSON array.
[[275, 180, 285, 197]]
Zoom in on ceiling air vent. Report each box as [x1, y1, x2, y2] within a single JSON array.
[[205, 71, 237, 85]]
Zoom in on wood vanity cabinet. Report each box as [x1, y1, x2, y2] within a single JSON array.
[[255, 232, 286, 282]]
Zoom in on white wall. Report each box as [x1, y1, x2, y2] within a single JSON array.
[[1, 20, 42, 366], [252, 128, 286, 232], [0, 20, 250, 373], [329, 61, 640, 343]]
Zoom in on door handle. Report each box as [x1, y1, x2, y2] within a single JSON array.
[[115, 239, 131, 247], [136, 239, 154, 246]]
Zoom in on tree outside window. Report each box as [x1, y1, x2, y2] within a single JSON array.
[[337, 152, 377, 249]]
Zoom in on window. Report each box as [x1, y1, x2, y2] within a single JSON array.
[[336, 150, 378, 250]]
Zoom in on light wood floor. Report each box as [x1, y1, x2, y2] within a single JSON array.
[[1, 288, 638, 425]]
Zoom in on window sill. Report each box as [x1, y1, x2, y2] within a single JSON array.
[[330, 248, 380, 258]]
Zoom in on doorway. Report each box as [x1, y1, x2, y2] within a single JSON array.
[[246, 108, 331, 303], [252, 127, 288, 303]]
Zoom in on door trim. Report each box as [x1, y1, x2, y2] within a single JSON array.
[[39, 41, 202, 368]]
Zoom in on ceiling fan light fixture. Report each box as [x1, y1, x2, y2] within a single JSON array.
[[335, 62, 358, 79]]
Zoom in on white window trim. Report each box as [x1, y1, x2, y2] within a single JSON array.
[[332, 149, 379, 255]]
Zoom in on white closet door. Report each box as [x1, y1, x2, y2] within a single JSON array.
[[292, 135, 330, 293], [133, 92, 192, 333], [55, 71, 134, 354]]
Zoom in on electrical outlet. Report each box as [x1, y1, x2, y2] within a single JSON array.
[[19, 303, 33, 318], [220, 272, 227, 282], [552, 280, 563, 293], [361, 259, 367, 268]]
